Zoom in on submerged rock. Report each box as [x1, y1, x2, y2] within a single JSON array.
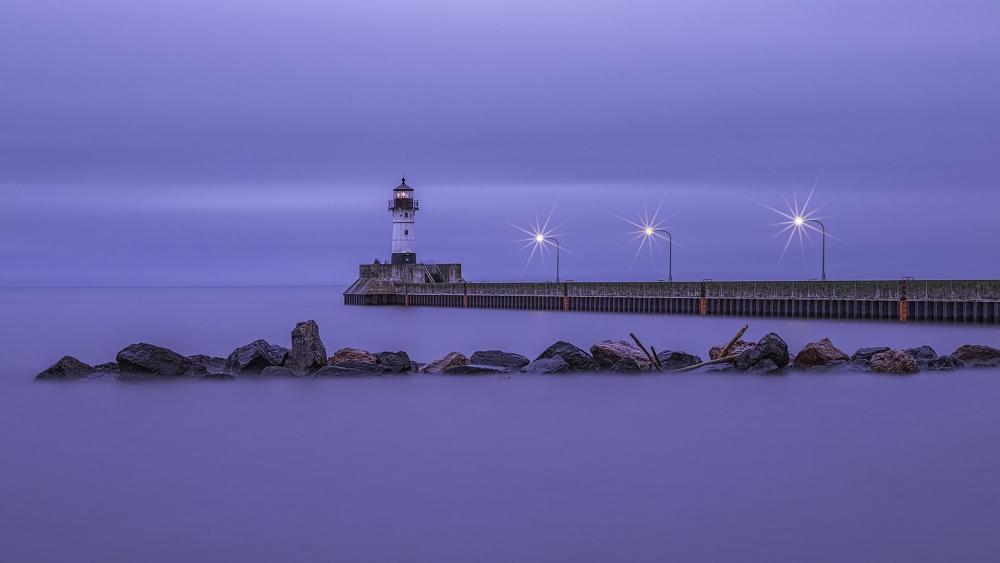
[[655, 351, 702, 371], [793, 338, 850, 368], [608, 357, 645, 373], [536, 341, 600, 372], [315, 361, 390, 376], [188, 354, 228, 374], [117, 343, 206, 379], [952, 345, 1000, 367], [925, 355, 964, 371], [443, 364, 509, 375], [259, 366, 295, 377], [225, 340, 289, 375], [709, 340, 754, 361], [590, 340, 652, 371], [470, 350, 530, 371], [375, 351, 412, 373], [331, 348, 377, 365], [733, 333, 790, 372], [522, 357, 570, 374], [422, 352, 469, 374], [851, 347, 890, 366], [36, 356, 95, 380], [286, 320, 328, 376], [870, 350, 920, 375]]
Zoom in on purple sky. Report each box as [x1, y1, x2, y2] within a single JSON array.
[[2, 0, 998, 286]]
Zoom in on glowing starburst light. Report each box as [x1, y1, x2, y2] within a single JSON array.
[[507, 207, 566, 277], [760, 181, 834, 265], [616, 200, 673, 267]]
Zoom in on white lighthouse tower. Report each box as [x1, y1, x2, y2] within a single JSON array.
[[389, 177, 418, 264]]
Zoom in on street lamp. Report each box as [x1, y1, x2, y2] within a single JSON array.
[[536, 233, 561, 282], [644, 227, 673, 282], [795, 216, 827, 281]]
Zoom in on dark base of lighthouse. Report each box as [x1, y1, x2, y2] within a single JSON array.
[[391, 253, 417, 265]]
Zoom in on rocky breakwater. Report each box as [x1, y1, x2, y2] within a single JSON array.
[[33, 321, 1000, 381]]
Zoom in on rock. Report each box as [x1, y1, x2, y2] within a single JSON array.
[[522, 357, 570, 374], [608, 357, 645, 373], [733, 333, 790, 372], [952, 345, 1000, 367], [536, 341, 600, 372], [421, 352, 469, 374], [203, 372, 235, 380], [286, 320, 328, 375], [925, 355, 964, 371], [117, 343, 206, 379], [655, 351, 702, 371], [36, 356, 94, 380], [469, 350, 530, 371], [870, 350, 920, 375], [92, 362, 119, 378], [851, 347, 890, 366], [188, 354, 228, 374], [709, 340, 754, 360], [800, 360, 856, 373], [590, 340, 652, 370], [225, 339, 289, 375], [331, 348, 377, 365], [746, 358, 784, 375], [443, 364, 509, 375], [793, 338, 850, 368], [259, 366, 295, 377], [315, 361, 390, 376], [375, 351, 412, 373], [904, 346, 938, 367]]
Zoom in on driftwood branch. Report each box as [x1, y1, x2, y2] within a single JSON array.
[[668, 323, 750, 373], [629, 332, 661, 372], [718, 323, 749, 358], [649, 346, 664, 371]]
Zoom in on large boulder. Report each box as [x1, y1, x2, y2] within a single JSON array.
[[952, 345, 1000, 367], [590, 340, 652, 371], [375, 351, 412, 373], [225, 339, 289, 375], [793, 338, 850, 368], [331, 348, 377, 365], [536, 341, 600, 372], [522, 357, 570, 374], [117, 343, 206, 379], [443, 364, 509, 375], [470, 350, 530, 371], [851, 347, 890, 366], [36, 356, 95, 380], [904, 346, 938, 367], [286, 320, 328, 375], [709, 340, 754, 360], [733, 333, 790, 372], [422, 352, 469, 374], [870, 350, 920, 375], [655, 351, 702, 371]]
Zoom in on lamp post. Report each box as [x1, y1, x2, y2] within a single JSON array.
[[644, 227, 673, 282], [795, 216, 827, 281], [536, 234, 561, 282]]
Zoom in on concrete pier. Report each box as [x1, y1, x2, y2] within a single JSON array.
[[344, 275, 1000, 324]]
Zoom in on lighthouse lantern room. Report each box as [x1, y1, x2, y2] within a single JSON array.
[[388, 178, 419, 264]]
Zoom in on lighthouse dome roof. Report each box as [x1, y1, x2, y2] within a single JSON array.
[[394, 177, 414, 191]]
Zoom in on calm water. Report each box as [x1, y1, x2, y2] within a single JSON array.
[[2, 287, 1000, 562]]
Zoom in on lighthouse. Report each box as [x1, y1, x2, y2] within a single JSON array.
[[388, 177, 418, 264]]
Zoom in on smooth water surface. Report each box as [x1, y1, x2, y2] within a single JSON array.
[[2, 287, 999, 563]]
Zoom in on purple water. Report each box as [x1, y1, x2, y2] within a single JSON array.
[[3, 287, 1000, 562]]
